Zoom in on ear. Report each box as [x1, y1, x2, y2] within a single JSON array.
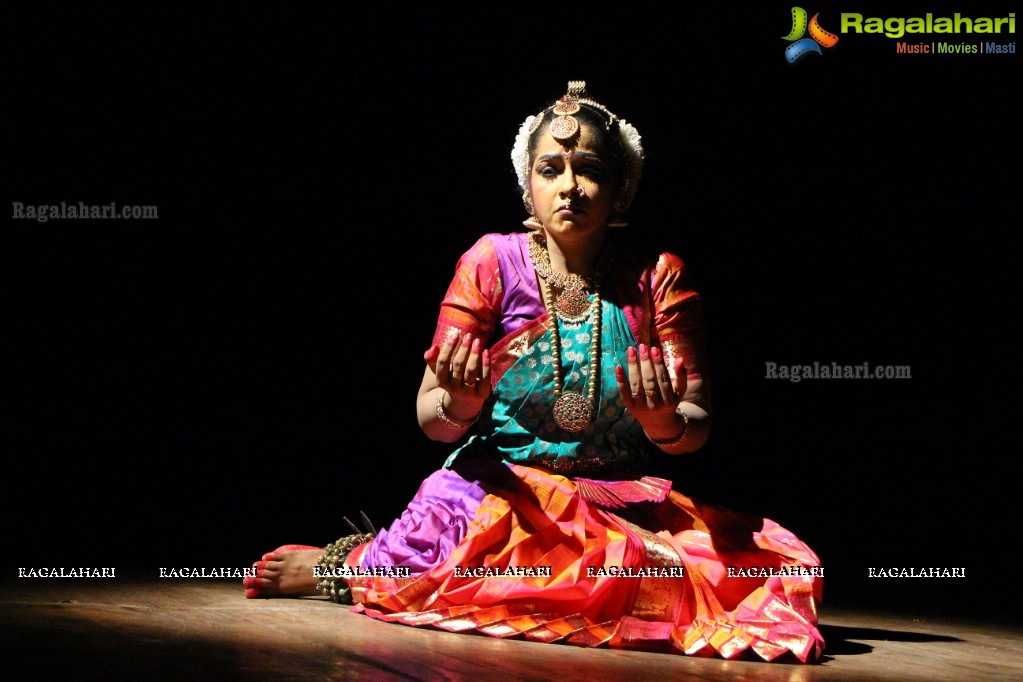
[[522, 191, 535, 215]]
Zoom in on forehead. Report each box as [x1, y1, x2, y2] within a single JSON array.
[[532, 125, 604, 161]]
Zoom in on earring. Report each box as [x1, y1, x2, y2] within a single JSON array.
[[522, 192, 543, 230], [609, 197, 629, 227]]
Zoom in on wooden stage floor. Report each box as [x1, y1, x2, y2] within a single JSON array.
[[2, 580, 1021, 681]]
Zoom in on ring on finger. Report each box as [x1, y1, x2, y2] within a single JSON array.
[[644, 389, 656, 398]]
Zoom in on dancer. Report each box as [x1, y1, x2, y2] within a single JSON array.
[[245, 81, 824, 663]]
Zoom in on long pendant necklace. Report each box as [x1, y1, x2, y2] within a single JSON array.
[[528, 233, 610, 433]]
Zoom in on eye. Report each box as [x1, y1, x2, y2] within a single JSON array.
[[535, 165, 558, 178], [577, 164, 610, 180]]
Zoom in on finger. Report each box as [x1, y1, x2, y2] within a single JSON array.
[[650, 346, 676, 402], [463, 337, 482, 387], [672, 357, 688, 396], [435, 335, 459, 382], [638, 343, 659, 404], [449, 332, 472, 382], [626, 346, 642, 399], [480, 348, 491, 385], [615, 365, 636, 409]]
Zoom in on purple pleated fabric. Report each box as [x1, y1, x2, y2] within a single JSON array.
[[491, 233, 545, 339], [360, 469, 488, 575]]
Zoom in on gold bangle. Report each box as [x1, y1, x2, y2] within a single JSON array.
[[645, 412, 689, 448], [435, 391, 480, 430]]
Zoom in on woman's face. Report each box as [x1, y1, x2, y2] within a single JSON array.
[[528, 123, 615, 240]]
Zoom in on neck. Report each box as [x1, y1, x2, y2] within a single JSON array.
[[544, 230, 607, 278]]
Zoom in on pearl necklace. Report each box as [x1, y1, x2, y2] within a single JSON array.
[[528, 233, 610, 433]]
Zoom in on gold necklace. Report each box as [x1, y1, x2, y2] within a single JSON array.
[[528, 233, 607, 432], [528, 233, 613, 322]]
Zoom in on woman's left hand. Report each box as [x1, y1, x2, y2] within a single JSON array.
[[616, 343, 686, 428]]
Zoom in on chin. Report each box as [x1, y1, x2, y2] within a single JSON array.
[[552, 220, 603, 235], [550, 214, 591, 228]]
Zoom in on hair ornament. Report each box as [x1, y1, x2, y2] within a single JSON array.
[[527, 112, 544, 134], [549, 81, 585, 141], [548, 115, 579, 142], [552, 100, 580, 116]]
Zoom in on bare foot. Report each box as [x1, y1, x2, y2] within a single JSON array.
[[244, 545, 324, 598]]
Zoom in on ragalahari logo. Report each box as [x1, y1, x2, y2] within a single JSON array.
[[783, 7, 839, 63]]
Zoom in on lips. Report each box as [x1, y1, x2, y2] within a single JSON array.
[[556, 203, 586, 214]]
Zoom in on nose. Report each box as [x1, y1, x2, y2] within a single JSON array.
[[559, 168, 580, 197]]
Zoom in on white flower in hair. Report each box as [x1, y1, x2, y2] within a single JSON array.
[[619, 120, 643, 165], [512, 115, 535, 192], [617, 119, 645, 210]]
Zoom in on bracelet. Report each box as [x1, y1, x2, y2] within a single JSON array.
[[435, 391, 481, 430], [316, 532, 375, 604], [645, 412, 690, 448]]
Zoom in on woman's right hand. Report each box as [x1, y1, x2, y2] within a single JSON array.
[[425, 332, 492, 406], [418, 332, 491, 441]]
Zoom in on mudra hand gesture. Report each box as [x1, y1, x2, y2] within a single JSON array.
[[425, 331, 492, 408], [616, 342, 689, 444]]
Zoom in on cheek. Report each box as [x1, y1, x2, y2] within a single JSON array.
[[529, 179, 552, 202], [586, 184, 614, 209]]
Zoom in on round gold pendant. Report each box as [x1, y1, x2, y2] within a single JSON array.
[[554, 288, 590, 319], [549, 115, 579, 141], [553, 392, 593, 432], [553, 99, 580, 116]]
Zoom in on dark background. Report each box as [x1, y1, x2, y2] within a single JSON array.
[[4, 3, 1018, 621]]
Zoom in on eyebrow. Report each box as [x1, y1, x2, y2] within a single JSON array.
[[536, 151, 604, 163]]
